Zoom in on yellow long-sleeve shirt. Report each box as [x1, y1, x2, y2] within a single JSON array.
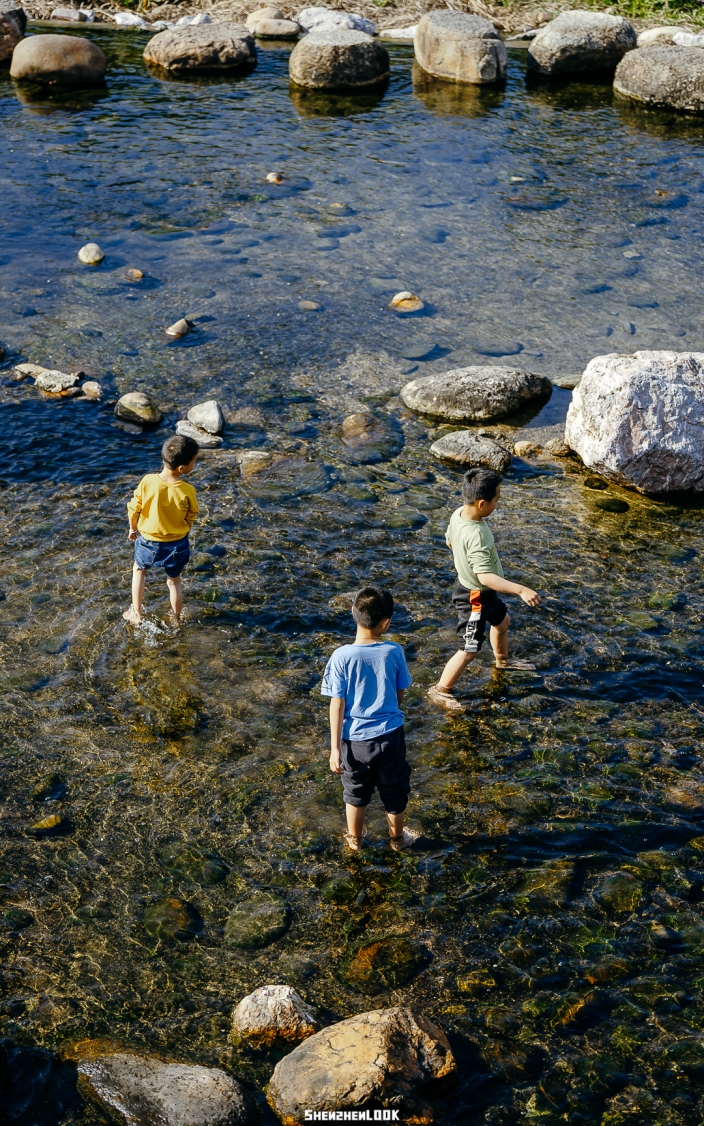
[[127, 473, 199, 542]]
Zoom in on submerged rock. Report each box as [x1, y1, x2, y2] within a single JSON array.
[[236, 450, 274, 478], [267, 1007, 455, 1123], [340, 411, 403, 463], [228, 407, 266, 428], [230, 985, 318, 1048], [175, 420, 222, 449], [159, 843, 228, 885], [143, 897, 203, 941], [614, 46, 704, 114], [595, 872, 645, 914], [78, 1053, 255, 1126], [289, 28, 389, 91], [10, 34, 107, 86], [34, 369, 80, 393], [144, 23, 257, 72], [187, 399, 224, 435], [224, 892, 290, 949], [115, 391, 163, 427], [341, 934, 429, 993], [402, 367, 552, 422], [527, 11, 636, 76], [0, 2, 25, 65], [430, 430, 512, 473], [298, 299, 322, 311], [565, 351, 704, 495], [414, 10, 506, 85]]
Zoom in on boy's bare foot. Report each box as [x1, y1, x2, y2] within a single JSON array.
[[343, 831, 364, 851], [427, 685, 463, 712], [495, 658, 536, 670], [389, 828, 421, 853], [122, 608, 142, 625]]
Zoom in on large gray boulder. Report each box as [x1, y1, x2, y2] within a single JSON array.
[[0, 1, 25, 64], [414, 10, 506, 85], [115, 391, 163, 427], [527, 11, 636, 76], [430, 430, 512, 473], [614, 46, 704, 114], [78, 1052, 255, 1126], [565, 351, 704, 495], [144, 23, 256, 71], [10, 33, 106, 85], [401, 367, 552, 422], [188, 399, 224, 435], [267, 1007, 456, 1123], [289, 27, 389, 90]]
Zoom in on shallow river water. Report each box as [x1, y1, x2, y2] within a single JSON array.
[[2, 28, 704, 1126]]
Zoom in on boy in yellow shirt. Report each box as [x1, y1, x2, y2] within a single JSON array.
[[124, 435, 200, 625]]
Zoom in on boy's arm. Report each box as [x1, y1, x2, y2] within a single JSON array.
[[397, 689, 405, 707], [477, 571, 541, 607], [185, 490, 199, 530], [126, 483, 142, 542], [329, 698, 345, 774]]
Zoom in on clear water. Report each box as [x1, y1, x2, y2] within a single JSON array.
[[2, 30, 704, 1126]]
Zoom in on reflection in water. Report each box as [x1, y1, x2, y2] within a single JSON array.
[[289, 80, 388, 117], [412, 61, 504, 118], [2, 28, 704, 1126], [12, 82, 109, 112]]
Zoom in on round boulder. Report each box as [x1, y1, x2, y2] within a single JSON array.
[[224, 892, 290, 949], [230, 985, 318, 1048], [527, 11, 636, 76], [614, 46, 704, 114], [401, 367, 552, 422], [289, 28, 389, 90], [0, 3, 25, 65], [414, 10, 506, 85], [144, 23, 256, 72], [10, 33, 107, 86], [115, 391, 163, 427], [430, 431, 512, 473]]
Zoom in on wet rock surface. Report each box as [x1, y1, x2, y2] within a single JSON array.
[[224, 892, 290, 949], [267, 1007, 456, 1123], [187, 399, 224, 435], [143, 24, 256, 72], [614, 45, 704, 114], [289, 28, 389, 91], [527, 11, 636, 76], [115, 391, 163, 426], [401, 367, 552, 422], [565, 350, 704, 494], [414, 11, 506, 86], [78, 1052, 255, 1126], [340, 411, 403, 463], [10, 33, 106, 86], [230, 984, 317, 1047], [0, 1, 24, 65], [429, 430, 512, 472], [176, 419, 223, 448]]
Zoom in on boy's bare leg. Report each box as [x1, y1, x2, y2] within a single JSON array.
[[386, 811, 404, 838], [167, 576, 183, 621], [428, 650, 475, 711], [345, 804, 366, 849], [123, 565, 145, 624], [492, 613, 535, 670]]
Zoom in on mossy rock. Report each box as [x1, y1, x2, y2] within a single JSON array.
[[515, 860, 575, 912], [5, 908, 35, 930], [648, 591, 686, 611], [224, 892, 290, 949], [29, 813, 71, 837], [620, 611, 659, 630], [159, 844, 228, 886], [341, 933, 430, 994], [30, 772, 66, 801], [143, 897, 203, 941], [594, 496, 629, 513], [595, 872, 645, 915], [321, 876, 360, 906], [487, 782, 551, 818]]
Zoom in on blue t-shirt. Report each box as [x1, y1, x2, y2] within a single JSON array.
[[321, 641, 412, 741]]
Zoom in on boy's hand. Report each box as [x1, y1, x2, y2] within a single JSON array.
[[519, 587, 541, 608], [329, 746, 343, 775], [128, 529, 138, 542]]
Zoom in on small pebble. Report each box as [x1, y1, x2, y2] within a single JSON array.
[[299, 300, 322, 311], [513, 440, 541, 457], [78, 242, 105, 266], [81, 381, 102, 398], [126, 268, 144, 280], [266, 172, 285, 183], [165, 317, 192, 338], [389, 291, 424, 312]]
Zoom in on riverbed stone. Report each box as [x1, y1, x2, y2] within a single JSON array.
[[637, 26, 677, 47], [0, 2, 25, 65], [267, 1007, 455, 1123], [143, 897, 203, 941], [289, 28, 389, 90], [236, 450, 274, 478], [228, 406, 266, 428], [51, 6, 88, 20], [341, 934, 429, 993], [340, 411, 403, 463], [527, 11, 636, 76], [159, 843, 228, 885], [414, 11, 506, 85], [144, 23, 256, 72], [389, 290, 424, 312], [78, 242, 104, 265], [165, 317, 192, 337], [34, 369, 80, 393], [115, 391, 163, 426], [249, 16, 300, 38], [614, 46, 704, 114], [565, 351, 704, 495], [402, 367, 552, 422], [187, 399, 224, 435], [175, 420, 222, 448], [230, 984, 318, 1048], [10, 33, 107, 86], [78, 1053, 255, 1126], [296, 7, 375, 35], [224, 892, 290, 949], [595, 872, 645, 914], [81, 380, 102, 398], [430, 430, 512, 473]]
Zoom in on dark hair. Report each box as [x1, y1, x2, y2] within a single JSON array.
[[162, 434, 199, 470], [353, 586, 394, 629], [462, 467, 501, 505]]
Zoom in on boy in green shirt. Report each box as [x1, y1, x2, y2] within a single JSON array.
[[428, 468, 542, 712]]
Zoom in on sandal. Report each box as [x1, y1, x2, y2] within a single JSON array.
[[427, 685, 463, 712], [343, 829, 367, 851], [495, 658, 536, 671], [389, 828, 421, 853]]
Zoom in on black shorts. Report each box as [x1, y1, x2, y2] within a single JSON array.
[[340, 725, 411, 814], [453, 579, 508, 653]]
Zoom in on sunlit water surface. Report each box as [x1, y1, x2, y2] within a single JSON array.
[[2, 29, 704, 1126]]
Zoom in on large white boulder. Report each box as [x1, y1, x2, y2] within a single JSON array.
[[414, 10, 506, 85], [231, 985, 318, 1048], [527, 10, 636, 76], [296, 6, 375, 35], [565, 351, 704, 495]]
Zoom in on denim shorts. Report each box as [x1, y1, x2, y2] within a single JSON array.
[[134, 534, 190, 578]]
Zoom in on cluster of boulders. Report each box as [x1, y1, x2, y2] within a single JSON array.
[[113, 390, 226, 448], [12, 362, 101, 400], [72, 992, 456, 1125]]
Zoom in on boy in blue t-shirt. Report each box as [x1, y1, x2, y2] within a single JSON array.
[[322, 586, 418, 853]]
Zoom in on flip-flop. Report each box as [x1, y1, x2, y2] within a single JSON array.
[[495, 659, 536, 670]]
